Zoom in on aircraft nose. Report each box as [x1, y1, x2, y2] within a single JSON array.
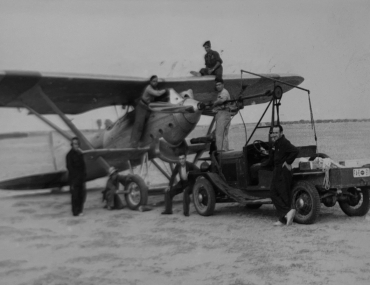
[[182, 98, 205, 113]]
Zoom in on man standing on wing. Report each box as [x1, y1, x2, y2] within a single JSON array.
[[161, 153, 199, 216], [212, 79, 236, 151], [66, 137, 86, 217], [262, 125, 299, 226]]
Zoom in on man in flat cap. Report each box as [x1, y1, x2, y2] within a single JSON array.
[[192, 41, 223, 81], [102, 167, 125, 210]]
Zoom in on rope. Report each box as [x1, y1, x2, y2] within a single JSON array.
[[322, 165, 331, 190], [239, 111, 248, 142], [238, 69, 248, 142], [314, 157, 343, 190]]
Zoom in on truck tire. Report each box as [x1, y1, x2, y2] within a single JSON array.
[[292, 181, 320, 224], [193, 177, 216, 216], [124, 175, 148, 210], [339, 187, 370, 216]]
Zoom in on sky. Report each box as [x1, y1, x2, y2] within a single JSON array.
[[0, 0, 369, 133]]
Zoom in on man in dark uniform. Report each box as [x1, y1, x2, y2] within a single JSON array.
[[198, 41, 223, 81], [130, 75, 167, 148], [66, 137, 86, 217], [161, 153, 199, 216], [262, 125, 299, 226]]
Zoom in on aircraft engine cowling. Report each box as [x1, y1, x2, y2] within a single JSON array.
[[146, 108, 201, 147], [140, 90, 203, 147], [103, 88, 202, 151], [160, 97, 202, 145]]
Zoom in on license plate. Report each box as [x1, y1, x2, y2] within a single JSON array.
[[353, 168, 370, 177]]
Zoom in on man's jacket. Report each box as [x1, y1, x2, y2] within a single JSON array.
[[262, 135, 299, 167], [66, 149, 86, 184], [169, 162, 200, 188], [205, 50, 223, 69]]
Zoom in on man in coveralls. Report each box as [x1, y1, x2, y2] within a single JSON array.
[[262, 125, 299, 226], [161, 153, 199, 216], [198, 41, 223, 81], [66, 137, 86, 217], [102, 167, 125, 210], [130, 75, 167, 148]]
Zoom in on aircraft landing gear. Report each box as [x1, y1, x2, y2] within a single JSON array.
[[124, 175, 148, 210]]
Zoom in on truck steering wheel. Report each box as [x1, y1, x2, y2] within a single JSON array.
[[253, 140, 269, 156]]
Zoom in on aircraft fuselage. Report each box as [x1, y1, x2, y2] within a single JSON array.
[[84, 89, 202, 180]]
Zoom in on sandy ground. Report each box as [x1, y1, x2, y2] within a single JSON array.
[[1, 124, 370, 285], [1, 187, 370, 285]]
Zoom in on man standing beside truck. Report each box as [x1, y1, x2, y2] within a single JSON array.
[[262, 125, 299, 226]]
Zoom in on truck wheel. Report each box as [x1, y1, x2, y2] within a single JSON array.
[[292, 181, 320, 224], [339, 187, 370, 216], [245, 204, 262, 210], [193, 177, 216, 216], [124, 175, 148, 210]]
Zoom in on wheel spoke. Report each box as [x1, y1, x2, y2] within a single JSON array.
[[127, 182, 141, 205]]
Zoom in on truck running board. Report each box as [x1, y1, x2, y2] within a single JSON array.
[[244, 198, 272, 205]]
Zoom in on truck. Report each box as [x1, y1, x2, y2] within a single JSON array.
[[188, 71, 370, 224]]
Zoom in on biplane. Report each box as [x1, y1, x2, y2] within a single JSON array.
[[0, 70, 304, 209]]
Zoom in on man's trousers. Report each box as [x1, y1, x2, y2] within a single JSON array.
[[270, 165, 294, 223], [70, 183, 86, 216], [164, 181, 191, 215]]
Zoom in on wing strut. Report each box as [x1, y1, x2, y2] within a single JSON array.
[[192, 117, 216, 164], [27, 85, 110, 172], [22, 103, 73, 141], [37, 87, 94, 150], [151, 159, 171, 180]]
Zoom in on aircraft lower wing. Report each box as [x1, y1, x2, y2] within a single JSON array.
[[0, 146, 152, 190], [0, 70, 304, 115], [82, 147, 150, 161], [0, 132, 28, 139], [0, 171, 67, 190]]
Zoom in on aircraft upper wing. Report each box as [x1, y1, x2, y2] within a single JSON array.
[[0, 70, 304, 115]]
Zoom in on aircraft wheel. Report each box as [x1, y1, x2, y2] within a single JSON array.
[[339, 187, 370, 216], [124, 175, 148, 210], [193, 177, 216, 216], [292, 181, 320, 224]]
